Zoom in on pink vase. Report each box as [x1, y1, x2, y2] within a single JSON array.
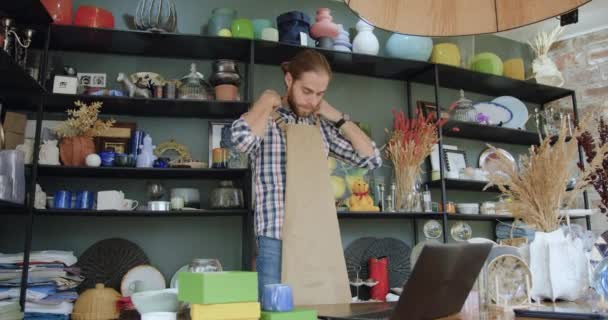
[[41, 0, 73, 25], [310, 8, 338, 39]]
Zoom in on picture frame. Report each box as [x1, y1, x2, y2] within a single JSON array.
[[416, 101, 450, 120], [95, 122, 136, 154], [208, 121, 234, 165], [444, 149, 468, 173]]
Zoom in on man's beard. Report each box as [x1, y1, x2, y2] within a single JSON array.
[[287, 87, 312, 118]]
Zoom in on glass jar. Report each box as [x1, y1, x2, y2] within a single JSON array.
[[208, 8, 236, 36], [178, 63, 212, 100], [210, 180, 244, 209], [189, 258, 223, 273], [451, 89, 477, 122]]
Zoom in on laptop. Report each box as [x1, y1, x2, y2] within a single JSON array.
[[320, 242, 492, 320]]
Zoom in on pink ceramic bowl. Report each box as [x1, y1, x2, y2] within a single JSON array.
[[74, 5, 114, 29]]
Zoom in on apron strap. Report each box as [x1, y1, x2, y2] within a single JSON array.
[[271, 110, 322, 133]]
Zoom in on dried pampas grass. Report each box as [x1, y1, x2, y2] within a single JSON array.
[[485, 115, 608, 232]]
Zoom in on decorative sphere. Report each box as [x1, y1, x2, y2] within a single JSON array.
[[85, 154, 101, 167]]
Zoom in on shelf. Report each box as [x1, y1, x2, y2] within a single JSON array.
[[447, 214, 513, 221], [43, 94, 250, 118], [35, 209, 250, 217], [46, 25, 252, 61], [0, 51, 44, 94], [0, 1, 53, 25], [36, 165, 249, 180], [254, 40, 431, 81], [0, 199, 26, 214], [426, 179, 500, 193], [337, 211, 444, 219], [416, 64, 574, 105], [443, 121, 540, 146]]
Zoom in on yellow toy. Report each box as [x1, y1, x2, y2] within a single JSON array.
[[348, 178, 379, 212]]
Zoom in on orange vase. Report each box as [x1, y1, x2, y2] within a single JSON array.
[[41, 0, 73, 25], [60, 136, 96, 166]]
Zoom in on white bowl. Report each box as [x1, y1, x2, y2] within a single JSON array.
[[141, 312, 176, 320], [131, 289, 179, 314], [456, 203, 480, 215]]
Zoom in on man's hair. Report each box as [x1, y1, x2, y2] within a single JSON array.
[[280, 49, 332, 80]]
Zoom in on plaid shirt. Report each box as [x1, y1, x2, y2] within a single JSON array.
[[231, 106, 382, 239]]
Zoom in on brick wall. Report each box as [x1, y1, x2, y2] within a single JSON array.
[[547, 28, 608, 230]]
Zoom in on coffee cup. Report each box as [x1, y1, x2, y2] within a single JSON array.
[[121, 199, 139, 211]]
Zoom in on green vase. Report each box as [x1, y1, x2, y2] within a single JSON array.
[[231, 18, 254, 39]]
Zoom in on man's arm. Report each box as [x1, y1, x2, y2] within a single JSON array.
[[230, 90, 281, 155]]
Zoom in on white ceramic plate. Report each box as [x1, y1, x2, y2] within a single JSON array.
[[492, 96, 529, 129], [474, 102, 512, 126], [121, 265, 166, 297]]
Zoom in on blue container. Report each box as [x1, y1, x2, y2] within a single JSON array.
[[277, 11, 310, 46], [262, 284, 294, 312], [74, 191, 95, 209], [130, 130, 146, 160], [53, 190, 72, 209], [385, 33, 433, 61], [99, 151, 116, 167]]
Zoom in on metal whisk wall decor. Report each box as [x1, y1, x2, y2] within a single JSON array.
[[135, 0, 177, 33]]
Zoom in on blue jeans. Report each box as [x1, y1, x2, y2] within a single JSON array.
[[256, 236, 282, 302]]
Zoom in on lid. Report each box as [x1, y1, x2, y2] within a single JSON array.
[[181, 63, 205, 84], [72, 283, 121, 320], [454, 90, 473, 109]]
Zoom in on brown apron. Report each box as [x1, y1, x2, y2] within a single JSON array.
[[274, 112, 351, 306]]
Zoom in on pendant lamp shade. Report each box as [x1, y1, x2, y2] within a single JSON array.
[[345, 0, 590, 36]]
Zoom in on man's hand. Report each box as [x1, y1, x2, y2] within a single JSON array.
[[316, 99, 342, 123], [257, 90, 282, 111]]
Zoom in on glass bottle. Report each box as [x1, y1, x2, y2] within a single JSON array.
[[452, 89, 477, 122]]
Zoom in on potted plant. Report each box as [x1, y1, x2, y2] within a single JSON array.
[[54, 100, 114, 166], [484, 116, 608, 301]]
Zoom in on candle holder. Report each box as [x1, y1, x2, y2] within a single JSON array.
[[2, 18, 35, 68]]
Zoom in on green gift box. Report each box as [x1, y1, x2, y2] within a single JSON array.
[[178, 271, 258, 304], [261, 309, 317, 320]]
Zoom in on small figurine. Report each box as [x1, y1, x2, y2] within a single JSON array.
[[117, 72, 150, 98], [348, 178, 380, 212], [34, 184, 46, 209], [136, 134, 157, 168], [38, 140, 60, 165]]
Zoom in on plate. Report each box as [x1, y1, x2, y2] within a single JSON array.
[[492, 96, 528, 129], [479, 147, 516, 177], [121, 265, 166, 297], [129, 72, 165, 88], [474, 102, 512, 126], [450, 222, 472, 241], [487, 254, 531, 306]]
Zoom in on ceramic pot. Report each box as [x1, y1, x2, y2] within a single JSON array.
[[215, 84, 238, 101], [431, 43, 461, 66], [277, 11, 311, 45], [134, 0, 177, 33], [471, 52, 503, 75], [333, 24, 351, 52], [231, 19, 254, 39], [72, 284, 120, 320], [208, 8, 236, 36], [209, 59, 241, 86], [385, 33, 433, 61], [252, 19, 273, 39], [261, 27, 279, 42], [74, 5, 114, 29], [352, 19, 379, 55], [316, 37, 334, 50], [310, 8, 338, 39], [41, 0, 73, 25], [503, 58, 525, 80], [60, 136, 96, 166]]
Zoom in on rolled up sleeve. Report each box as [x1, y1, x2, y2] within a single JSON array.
[[231, 117, 262, 155]]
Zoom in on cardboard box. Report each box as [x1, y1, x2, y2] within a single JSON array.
[[178, 272, 258, 305], [3, 112, 27, 149], [261, 309, 318, 320], [190, 302, 260, 320]]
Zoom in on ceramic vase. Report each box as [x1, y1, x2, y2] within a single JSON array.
[[261, 27, 279, 42], [277, 11, 311, 46], [352, 19, 379, 55], [533, 55, 564, 87], [252, 19, 273, 40], [385, 33, 433, 61], [431, 43, 461, 66], [333, 24, 351, 52], [310, 8, 338, 39], [135, 0, 177, 32], [41, 0, 73, 25], [208, 8, 236, 36], [59, 136, 95, 166], [231, 19, 254, 39]]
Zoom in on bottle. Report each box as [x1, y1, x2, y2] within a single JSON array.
[[422, 185, 432, 212]]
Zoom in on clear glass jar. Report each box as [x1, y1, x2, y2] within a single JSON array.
[[210, 180, 244, 208], [452, 89, 477, 122], [178, 63, 212, 100], [189, 258, 223, 273]]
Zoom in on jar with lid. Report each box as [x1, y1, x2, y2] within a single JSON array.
[[189, 258, 223, 273], [210, 180, 244, 208], [178, 63, 212, 100], [451, 89, 477, 122]]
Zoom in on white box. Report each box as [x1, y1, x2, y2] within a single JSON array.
[[52, 76, 78, 94]]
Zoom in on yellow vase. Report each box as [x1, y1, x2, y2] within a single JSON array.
[[503, 58, 525, 80], [431, 43, 461, 67]]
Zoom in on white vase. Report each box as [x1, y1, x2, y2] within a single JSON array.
[[352, 19, 379, 55], [533, 55, 564, 87], [38, 140, 60, 166]]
